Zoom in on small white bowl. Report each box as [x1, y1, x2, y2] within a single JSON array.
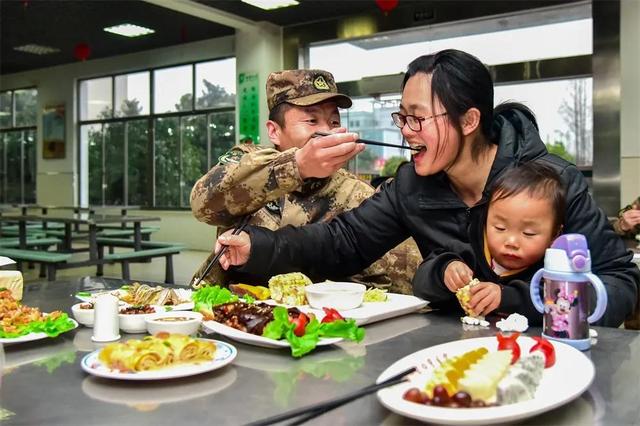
[[145, 311, 203, 336], [71, 302, 95, 327], [304, 282, 366, 310], [118, 307, 159, 334]]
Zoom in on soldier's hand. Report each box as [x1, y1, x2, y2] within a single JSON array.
[[295, 129, 364, 179], [443, 261, 473, 293], [216, 230, 252, 270]]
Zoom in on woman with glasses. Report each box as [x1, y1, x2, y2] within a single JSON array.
[[214, 49, 638, 327]]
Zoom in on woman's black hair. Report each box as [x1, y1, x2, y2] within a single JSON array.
[[490, 161, 566, 232], [402, 49, 537, 160]]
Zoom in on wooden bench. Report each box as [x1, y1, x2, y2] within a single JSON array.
[[0, 248, 72, 281], [100, 245, 183, 283]]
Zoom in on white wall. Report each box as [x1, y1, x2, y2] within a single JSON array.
[[620, 0, 640, 206]]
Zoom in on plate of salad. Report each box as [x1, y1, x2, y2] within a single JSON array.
[[0, 289, 78, 344], [194, 286, 365, 357]]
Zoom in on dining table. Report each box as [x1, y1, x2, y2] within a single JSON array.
[[1, 276, 639, 425]]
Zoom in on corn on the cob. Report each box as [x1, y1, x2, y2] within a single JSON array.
[[456, 278, 480, 317], [268, 272, 312, 306]]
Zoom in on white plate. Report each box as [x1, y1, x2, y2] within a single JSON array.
[[80, 338, 237, 380], [376, 336, 594, 425], [75, 288, 194, 311], [202, 320, 342, 349], [0, 319, 79, 345], [267, 293, 428, 326]]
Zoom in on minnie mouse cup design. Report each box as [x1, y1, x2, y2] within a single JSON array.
[[530, 234, 607, 350]]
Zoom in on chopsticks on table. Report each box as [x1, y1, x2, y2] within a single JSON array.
[[246, 366, 417, 426], [192, 215, 251, 289], [312, 131, 420, 152]]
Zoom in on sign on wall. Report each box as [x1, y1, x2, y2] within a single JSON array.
[[238, 72, 260, 144], [42, 104, 65, 159]]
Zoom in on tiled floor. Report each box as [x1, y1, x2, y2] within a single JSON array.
[[19, 248, 209, 287]]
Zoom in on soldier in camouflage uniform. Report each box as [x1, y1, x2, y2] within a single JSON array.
[[190, 69, 420, 293]]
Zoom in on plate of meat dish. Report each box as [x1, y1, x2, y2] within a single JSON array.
[[0, 289, 78, 344], [201, 302, 342, 349], [376, 335, 594, 425], [75, 282, 193, 311]]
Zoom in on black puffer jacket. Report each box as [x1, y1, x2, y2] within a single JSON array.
[[240, 108, 639, 327]]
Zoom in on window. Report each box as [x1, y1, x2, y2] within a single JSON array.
[[494, 78, 593, 166], [310, 3, 593, 177], [79, 58, 236, 208], [0, 88, 38, 204]]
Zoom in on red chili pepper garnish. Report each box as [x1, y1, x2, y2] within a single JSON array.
[[321, 307, 344, 323], [496, 332, 521, 364], [530, 336, 556, 368]]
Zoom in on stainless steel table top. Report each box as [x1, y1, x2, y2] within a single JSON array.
[[2, 277, 639, 425]]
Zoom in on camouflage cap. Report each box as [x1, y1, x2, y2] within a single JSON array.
[[266, 69, 352, 111]]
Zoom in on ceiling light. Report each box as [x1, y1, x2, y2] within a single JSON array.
[[13, 44, 60, 55], [104, 23, 155, 38], [241, 0, 299, 11]]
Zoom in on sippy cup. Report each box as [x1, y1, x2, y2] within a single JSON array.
[[530, 234, 607, 350]]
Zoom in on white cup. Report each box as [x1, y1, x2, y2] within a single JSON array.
[[91, 294, 120, 342]]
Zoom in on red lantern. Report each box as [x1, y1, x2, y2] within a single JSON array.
[[375, 0, 398, 15], [73, 43, 91, 61]]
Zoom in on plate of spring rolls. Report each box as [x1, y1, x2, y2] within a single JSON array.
[[80, 333, 236, 380]]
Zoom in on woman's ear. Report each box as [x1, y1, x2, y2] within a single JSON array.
[[266, 120, 281, 147], [461, 108, 481, 136]]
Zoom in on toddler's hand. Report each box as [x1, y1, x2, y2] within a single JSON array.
[[469, 282, 502, 316], [444, 261, 473, 293]]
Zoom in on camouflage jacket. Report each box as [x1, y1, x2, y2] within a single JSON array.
[[190, 143, 420, 294], [612, 196, 640, 238]]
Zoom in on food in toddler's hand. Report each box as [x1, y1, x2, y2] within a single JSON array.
[[456, 278, 481, 318], [97, 333, 215, 372], [268, 272, 312, 306]]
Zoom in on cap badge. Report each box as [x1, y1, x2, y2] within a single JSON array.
[[313, 76, 330, 91]]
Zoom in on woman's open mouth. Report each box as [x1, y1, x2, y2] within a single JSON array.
[[409, 144, 427, 158]]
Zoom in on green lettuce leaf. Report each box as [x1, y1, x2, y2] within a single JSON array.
[[0, 313, 75, 339], [192, 285, 238, 314]]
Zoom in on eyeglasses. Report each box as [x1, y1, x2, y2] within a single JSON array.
[[391, 112, 447, 132]]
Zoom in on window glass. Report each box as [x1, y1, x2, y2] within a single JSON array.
[[310, 19, 592, 82], [23, 129, 36, 203], [155, 117, 180, 206], [5, 131, 22, 203], [80, 77, 113, 120], [209, 111, 235, 167], [82, 124, 104, 205], [196, 59, 236, 109], [115, 72, 150, 117], [0, 92, 12, 129], [14, 88, 38, 127], [494, 77, 593, 166], [127, 120, 151, 206], [104, 122, 125, 205], [154, 65, 193, 113], [181, 115, 207, 207], [341, 95, 410, 181]]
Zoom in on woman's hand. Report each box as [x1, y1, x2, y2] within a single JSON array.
[[443, 261, 473, 293], [215, 230, 251, 270], [469, 282, 502, 316], [619, 209, 640, 232]]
